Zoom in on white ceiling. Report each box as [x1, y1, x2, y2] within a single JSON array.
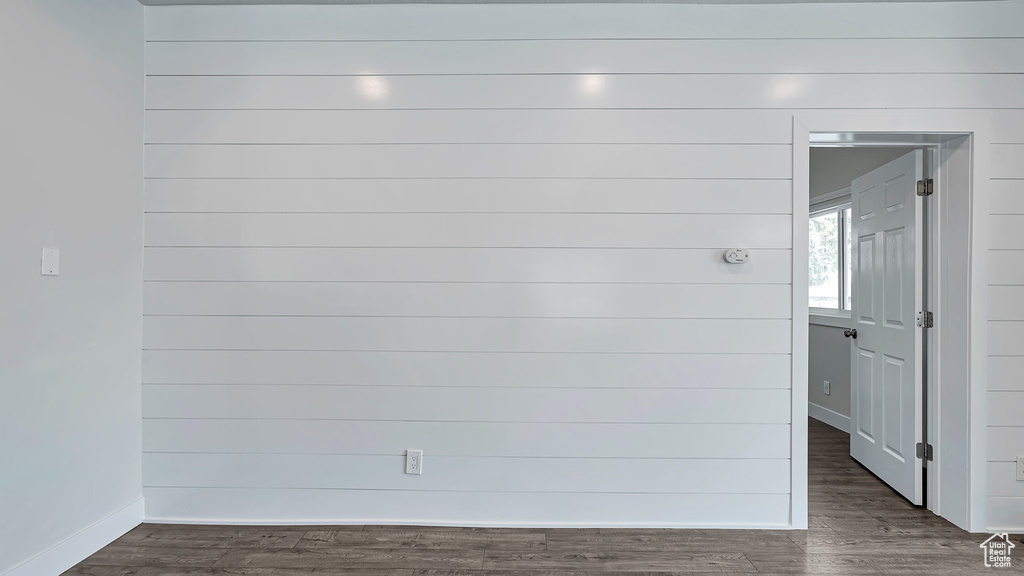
[[138, 0, 999, 4]]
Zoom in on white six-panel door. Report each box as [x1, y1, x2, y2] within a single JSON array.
[[849, 150, 924, 505]]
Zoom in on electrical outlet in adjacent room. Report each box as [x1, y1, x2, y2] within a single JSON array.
[[1017, 456, 1024, 481], [406, 449, 423, 475], [823, 381, 831, 396]]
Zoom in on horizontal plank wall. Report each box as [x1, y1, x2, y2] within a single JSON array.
[[143, 1, 1024, 529], [989, 160, 1024, 540]]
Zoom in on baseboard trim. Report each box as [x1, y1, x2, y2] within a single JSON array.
[[809, 402, 851, 433], [144, 516, 794, 530], [3, 498, 143, 576]]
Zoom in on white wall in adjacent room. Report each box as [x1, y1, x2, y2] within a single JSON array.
[[807, 324, 852, 426], [0, 1, 144, 573]]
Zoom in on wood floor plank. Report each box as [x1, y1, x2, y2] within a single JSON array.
[[414, 572, 782, 576], [116, 528, 303, 549], [213, 548, 485, 570], [794, 536, 978, 555], [124, 565, 415, 569], [544, 531, 800, 554], [131, 565, 411, 569], [744, 552, 1002, 575], [296, 529, 545, 550], [74, 545, 228, 568], [62, 567, 139, 576], [481, 550, 756, 572]]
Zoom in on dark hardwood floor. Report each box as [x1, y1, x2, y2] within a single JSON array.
[[65, 419, 1021, 575]]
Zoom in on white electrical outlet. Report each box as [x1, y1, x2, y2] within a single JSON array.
[[823, 381, 831, 396], [1017, 456, 1024, 481], [406, 449, 423, 475]]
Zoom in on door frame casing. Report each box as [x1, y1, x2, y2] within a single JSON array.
[[791, 113, 991, 532]]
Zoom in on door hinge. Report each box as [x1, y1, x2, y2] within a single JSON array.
[[916, 311, 934, 328], [916, 442, 934, 461], [916, 178, 934, 197]]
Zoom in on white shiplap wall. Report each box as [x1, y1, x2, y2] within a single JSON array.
[[990, 171, 1024, 531], [143, 2, 1024, 529]]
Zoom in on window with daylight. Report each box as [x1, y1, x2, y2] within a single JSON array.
[[809, 204, 852, 311]]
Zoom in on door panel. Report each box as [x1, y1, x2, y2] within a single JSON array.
[[883, 228, 906, 328], [850, 149, 924, 505], [882, 354, 905, 460], [857, 349, 876, 441], [857, 235, 876, 324]]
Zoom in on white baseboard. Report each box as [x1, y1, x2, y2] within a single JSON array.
[[3, 498, 143, 576], [145, 516, 794, 530], [809, 402, 851, 433]]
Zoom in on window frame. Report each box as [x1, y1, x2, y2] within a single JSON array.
[[808, 196, 852, 318]]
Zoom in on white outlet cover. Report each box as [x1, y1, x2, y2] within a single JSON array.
[[824, 381, 831, 396], [1017, 456, 1024, 481], [41, 247, 60, 276], [406, 449, 423, 475]]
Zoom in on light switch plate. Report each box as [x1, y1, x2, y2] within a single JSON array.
[[41, 247, 60, 276], [1017, 456, 1024, 481]]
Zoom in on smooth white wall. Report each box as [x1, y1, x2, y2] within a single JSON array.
[[0, 1, 144, 572], [142, 1, 1024, 530], [808, 324, 852, 422]]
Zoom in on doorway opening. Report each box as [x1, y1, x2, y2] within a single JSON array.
[[792, 116, 991, 533], [807, 144, 934, 515]]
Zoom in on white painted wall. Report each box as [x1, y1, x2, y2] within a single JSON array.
[[989, 178, 1024, 529], [808, 324, 852, 426], [0, 1, 144, 573], [142, 1, 1024, 530]]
